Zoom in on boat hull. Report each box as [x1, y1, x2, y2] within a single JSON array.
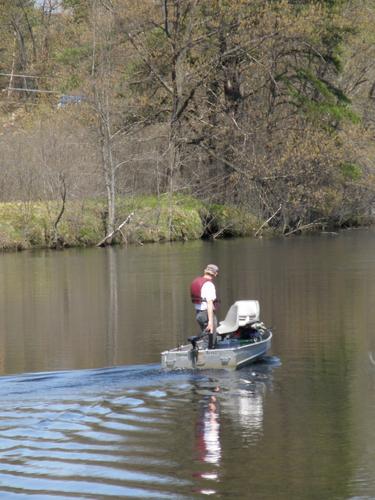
[[161, 331, 272, 370]]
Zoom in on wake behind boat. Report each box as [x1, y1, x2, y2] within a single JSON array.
[[161, 300, 272, 370]]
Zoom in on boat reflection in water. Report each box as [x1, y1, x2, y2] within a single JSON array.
[[232, 379, 266, 438], [192, 362, 277, 495]]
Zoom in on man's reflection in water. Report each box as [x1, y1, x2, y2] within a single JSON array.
[[195, 388, 221, 495], [200, 394, 221, 468]]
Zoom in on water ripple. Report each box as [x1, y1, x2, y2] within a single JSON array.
[[0, 365, 193, 498], [0, 362, 275, 498]]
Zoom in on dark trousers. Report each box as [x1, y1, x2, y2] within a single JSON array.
[[195, 310, 217, 348]]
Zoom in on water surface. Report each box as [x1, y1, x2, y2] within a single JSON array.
[[0, 229, 375, 498]]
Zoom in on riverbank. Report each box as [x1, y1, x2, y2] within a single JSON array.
[[1, 195, 371, 252], [0, 195, 265, 251]]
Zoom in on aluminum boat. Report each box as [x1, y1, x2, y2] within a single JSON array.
[[161, 300, 272, 370]]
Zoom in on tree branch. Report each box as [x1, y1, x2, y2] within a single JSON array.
[[97, 212, 134, 247], [125, 31, 173, 95]]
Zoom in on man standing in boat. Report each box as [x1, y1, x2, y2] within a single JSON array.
[[190, 264, 219, 349]]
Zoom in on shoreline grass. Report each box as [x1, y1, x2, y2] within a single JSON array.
[[0, 195, 263, 251]]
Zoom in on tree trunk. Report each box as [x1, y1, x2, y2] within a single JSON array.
[[7, 31, 17, 97], [98, 110, 116, 236]]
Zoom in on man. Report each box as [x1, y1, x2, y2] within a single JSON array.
[[190, 264, 219, 349]]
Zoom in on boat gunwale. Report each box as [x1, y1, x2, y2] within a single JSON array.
[[161, 330, 272, 355]]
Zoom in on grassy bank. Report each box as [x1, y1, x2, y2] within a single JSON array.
[[0, 195, 263, 251]]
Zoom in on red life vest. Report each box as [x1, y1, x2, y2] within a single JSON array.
[[190, 276, 219, 309]]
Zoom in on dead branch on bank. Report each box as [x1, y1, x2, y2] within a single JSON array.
[[97, 212, 134, 247], [255, 205, 282, 237], [283, 219, 325, 237]]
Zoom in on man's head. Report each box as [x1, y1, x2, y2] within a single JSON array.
[[204, 264, 219, 278]]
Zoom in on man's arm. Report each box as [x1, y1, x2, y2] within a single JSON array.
[[206, 299, 214, 333]]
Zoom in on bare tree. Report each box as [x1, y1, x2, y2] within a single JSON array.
[[89, 1, 121, 237]]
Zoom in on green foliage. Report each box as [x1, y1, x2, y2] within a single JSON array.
[[117, 196, 206, 243], [305, 100, 360, 124], [122, 60, 144, 82], [55, 46, 91, 67], [206, 205, 259, 237], [340, 162, 362, 181], [60, 74, 82, 92], [289, 76, 360, 126], [145, 27, 168, 51], [296, 70, 350, 104], [290, 0, 344, 5], [61, 0, 90, 22]]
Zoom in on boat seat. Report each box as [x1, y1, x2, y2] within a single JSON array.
[[216, 300, 260, 335]]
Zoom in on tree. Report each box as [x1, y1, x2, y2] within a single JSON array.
[[0, 0, 374, 237], [0, 0, 38, 96]]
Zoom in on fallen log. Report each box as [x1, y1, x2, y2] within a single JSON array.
[[97, 212, 134, 247]]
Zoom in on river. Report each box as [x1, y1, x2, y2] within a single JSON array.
[[0, 229, 375, 499]]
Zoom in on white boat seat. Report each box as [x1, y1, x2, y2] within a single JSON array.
[[217, 300, 260, 335]]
